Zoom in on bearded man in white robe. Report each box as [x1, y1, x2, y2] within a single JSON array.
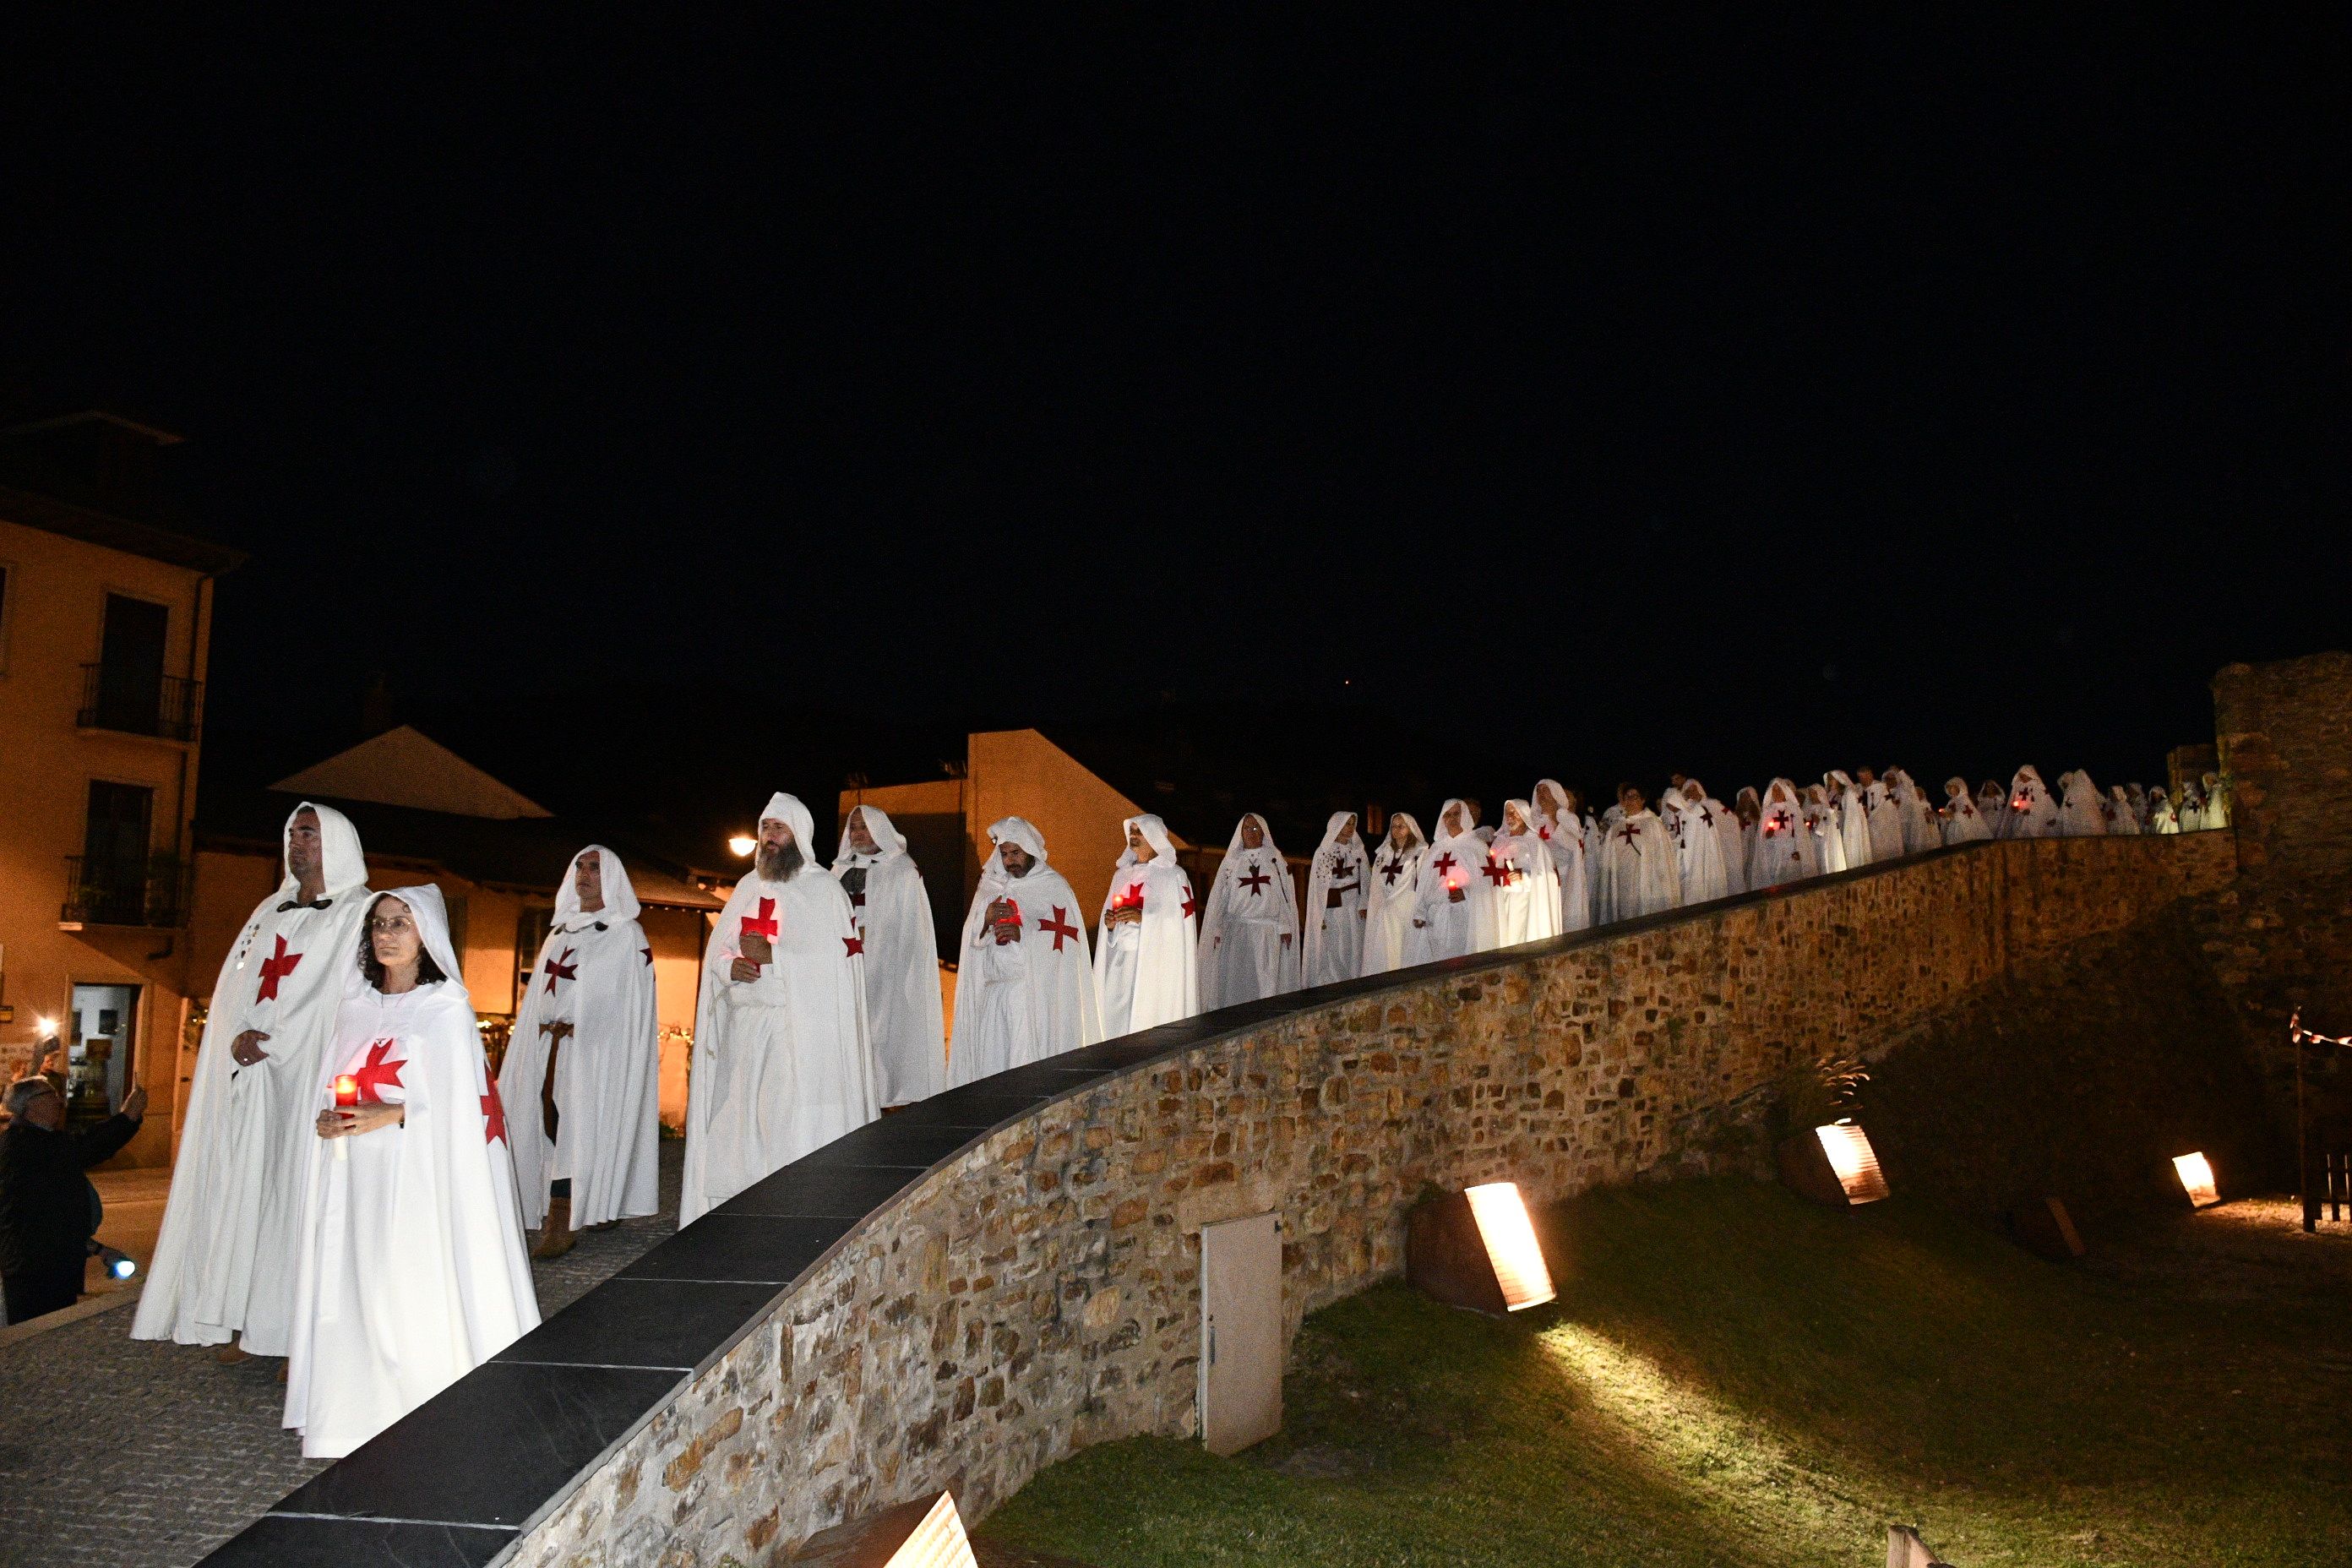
[[2000, 766, 2060, 839], [1941, 777, 1993, 844], [1303, 813, 1371, 987], [1359, 813, 1427, 977], [1200, 814, 1301, 1009], [949, 817, 1100, 1085], [1095, 814, 1199, 1036], [1533, 781, 1592, 934], [682, 793, 875, 1225], [1751, 779, 1817, 884], [501, 846, 661, 1259], [136, 803, 372, 1360], [832, 805, 945, 1108], [1405, 799, 1500, 962], [1487, 800, 1562, 947], [1598, 784, 1683, 922]]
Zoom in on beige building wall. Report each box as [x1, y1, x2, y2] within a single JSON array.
[[0, 514, 216, 1167]]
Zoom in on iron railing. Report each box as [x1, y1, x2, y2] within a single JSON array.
[[60, 852, 189, 928], [76, 662, 203, 742]]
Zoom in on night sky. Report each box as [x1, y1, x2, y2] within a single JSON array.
[[7, 14, 2347, 841]]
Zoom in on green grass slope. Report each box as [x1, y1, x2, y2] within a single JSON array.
[[983, 1182, 2352, 1567]]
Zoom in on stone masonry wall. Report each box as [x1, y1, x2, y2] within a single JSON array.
[[509, 833, 2235, 1568]]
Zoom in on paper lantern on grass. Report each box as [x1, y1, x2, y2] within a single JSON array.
[[2173, 1152, 2220, 1209], [789, 1490, 977, 1568], [1778, 1119, 1890, 1208], [1407, 1182, 1556, 1315]]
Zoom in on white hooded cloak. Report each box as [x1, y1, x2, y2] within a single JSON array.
[[1596, 801, 1682, 923], [2148, 786, 2180, 834], [1302, 813, 1372, 987], [1686, 781, 1746, 899], [136, 802, 373, 1354], [1199, 814, 1302, 1009], [1827, 771, 1876, 869], [1887, 770, 1941, 856], [283, 885, 538, 1459], [2000, 766, 2061, 840], [2104, 785, 2141, 836], [1358, 814, 1428, 977], [1750, 778, 1818, 885], [681, 793, 876, 1225], [1804, 786, 1848, 875], [1487, 800, 1563, 948], [1094, 814, 1200, 1037], [1941, 777, 1993, 845], [1404, 800, 1501, 961], [2055, 770, 2108, 837], [1532, 781, 1592, 934], [499, 846, 662, 1230], [948, 817, 1102, 1085], [832, 805, 946, 1108]]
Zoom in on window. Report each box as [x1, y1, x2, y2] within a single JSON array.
[[92, 593, 168, 733], [79, 781, 155, 924]]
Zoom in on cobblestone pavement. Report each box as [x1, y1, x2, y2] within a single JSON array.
[[0, 1140, 684, 1568]]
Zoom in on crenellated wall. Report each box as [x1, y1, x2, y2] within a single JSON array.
[[470, 832, 2235, 1568]]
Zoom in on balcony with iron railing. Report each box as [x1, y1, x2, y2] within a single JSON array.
[[76, 662, 203, 743], [60, 852, 190, 929]]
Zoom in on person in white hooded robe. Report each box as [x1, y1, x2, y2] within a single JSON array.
[[1358, 813, 1428, 976], [1597, 783, 1682, 922], [1404, 799, 1500, 961], [1977, 779, 2007, 827], [1532, 781, 1592, 934], [1199, 814, 1302, 1009], [2148, 786, 2180, 834], [2125, 782, 2151, 830], [136, 803, 373, 1359], [1095, 814, 1200, 1036], [681, 793, 875, 1225], [1856, 767, 1905, 863], [1667, 781, 1733, 905], [1887, 770, 1940, 855], [1486, 800, 1562, 947], [1732, 787, 1763, 886], [2055, 770, 2108, 837], [1690, 780, 1748, 896], [1750, 778, 1818, 884], [1302, 813, 1372, 987], [284, 885, 537, 1459], [1999, 766, 2061, 839], [2102, 784, 2141, 836], [1826, 770, 1876, 869], [1802, 784, 1848, 875], [1941, 777, 1993, 844], [831, 805, 946, 1108], [500, 846, 660, 1258], [948, 817, 1101, 1084], [2177, 779, 2209, 831]]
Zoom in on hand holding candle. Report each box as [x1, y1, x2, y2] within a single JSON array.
[[332, 1075, 358, 1160]]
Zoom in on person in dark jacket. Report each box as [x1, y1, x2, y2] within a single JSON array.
[[0, 1076, 146, 1324]]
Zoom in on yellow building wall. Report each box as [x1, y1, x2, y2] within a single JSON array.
[[965, 728, 1168, 933], [0, 515, 214, 1168]]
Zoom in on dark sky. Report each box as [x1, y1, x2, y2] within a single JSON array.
[[6, 14, 2347, 826]]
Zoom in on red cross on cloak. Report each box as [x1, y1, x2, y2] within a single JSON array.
[[481, 1076, 508, 1145], [1380, 857, 1405, 885], [1037, 906, 1079, 951], [842, 932, 864, 957], [1239, 863, 1272, 896], [1429, 851, 1458, 880], [1616, 823, 1642, 847], [740, 897, 780, 942], [1698, 807, 1715, 828], [641, 945, 653, 964], [1182, 889, 1197, 920], [1767, 809, 1793, 834], [350, 1038, 406, 1103], [256, 934, 302, 1002], [1113, 881, 1146, 915], [542, 946, 579, 994], [1481, 853, 1515, 887]]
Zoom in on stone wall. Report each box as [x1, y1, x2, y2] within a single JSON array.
[[506, 834, 2235, 1568]]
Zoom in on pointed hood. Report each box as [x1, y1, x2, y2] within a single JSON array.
[[553, 844, 640, 926], [281, 800, 368, 900]]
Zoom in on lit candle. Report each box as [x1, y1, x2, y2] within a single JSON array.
[[333, 1074, 358, 1161]]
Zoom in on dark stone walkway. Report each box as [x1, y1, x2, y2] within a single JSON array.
[[0, 1141, 683, 1568]]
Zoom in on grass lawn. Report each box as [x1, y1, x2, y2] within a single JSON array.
[[981, 1181, 2352, 1566]]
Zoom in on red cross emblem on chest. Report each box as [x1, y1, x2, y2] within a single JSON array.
[[256, 934, 302, 1002], [1239, 863, 1272, 896], [1616, 823, 1642, 847], [741, 897, 779, 942], [1481, 854, 1514, 887], [1037, 906, 1079, 951], [1768, 809, 1792, 834], [542, 946, 578, 994], [351, 1038, 406, 1103], [842, 932, 863, 957], [481, 1077, 508, 1145], [1380, 857, 1404, 885]]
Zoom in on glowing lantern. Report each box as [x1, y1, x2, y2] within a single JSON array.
[[790, 1489, 977, 1568], [1407, 1182, 1557, 1315], [2173, 1152, 2220, 1208], [1815, 1122, 1891, 1205]]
